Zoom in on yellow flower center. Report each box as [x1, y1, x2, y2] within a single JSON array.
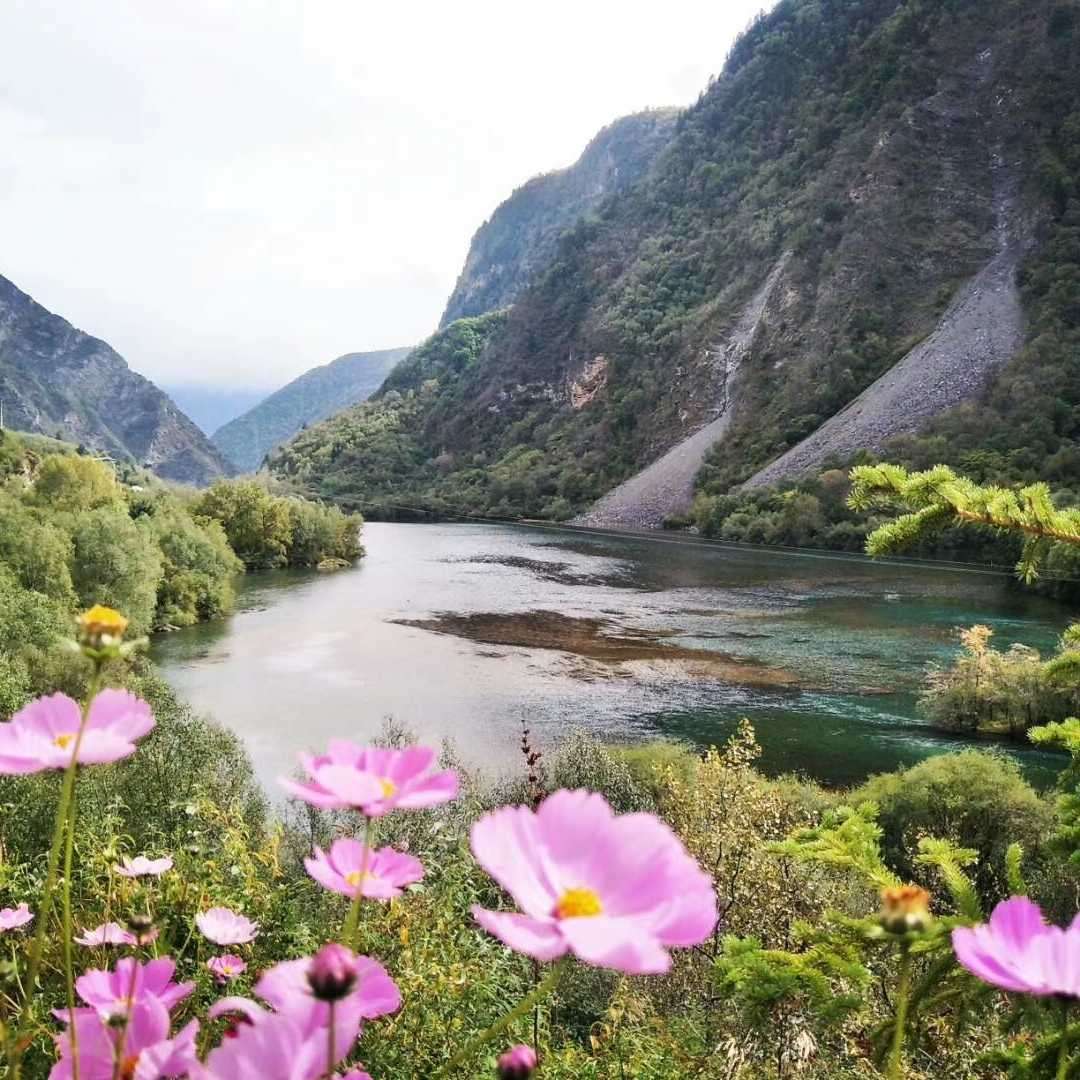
[[53, 733, 75, 750], [345, 870, 376, 887], [78, 605, 129, 639], [379, 778, 396, 798], [555, 888, 603, 919]]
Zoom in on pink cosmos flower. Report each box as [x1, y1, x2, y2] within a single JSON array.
[[281, 742, 458, 816], [202, 950, 398, 1079], [75, 922, 137, 948], [208, 954, 247, 982], [194, 1012, 372, 1080], [470, 789, 718, 974], [50, 996, 198, 1080], [196, 907, 259, 946], [73, 957, 193, 1020], [952, 895, 1080, 996], [115, 856, 174, 878], [304, 839, 424, 900], [0, 903, 33, 931], [0, 690, 154, 774], [498, 1044, 539, 1080]]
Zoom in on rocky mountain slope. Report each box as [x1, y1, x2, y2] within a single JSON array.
[[440, 109, 679, 327], [212, 346, 412, 472], [0, 274, 231, 484], [272, 0, 1080, 527]]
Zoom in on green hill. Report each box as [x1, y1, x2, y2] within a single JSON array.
[[212, 346, 412, 473]]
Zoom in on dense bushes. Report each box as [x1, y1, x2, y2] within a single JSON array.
[[0, 433, 364, 700], [195, 478, 362, 569], [853, 750, 1057, 906], [918, 624, 1080, 737]]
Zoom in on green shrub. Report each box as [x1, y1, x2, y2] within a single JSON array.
[[853, 750, 1055, 905]]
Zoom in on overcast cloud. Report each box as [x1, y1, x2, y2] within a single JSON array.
[[0, 1, 765, 391]]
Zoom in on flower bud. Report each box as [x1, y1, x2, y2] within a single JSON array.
[[497, 1045, 538, 1080], [126, 913, 157, 946], [77, 605, 129, 650], [307, 943, 359, 1002], [880, 885, 932, 935]]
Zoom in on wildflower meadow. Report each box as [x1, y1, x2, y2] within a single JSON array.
[[3, 599, 1080, 1078]]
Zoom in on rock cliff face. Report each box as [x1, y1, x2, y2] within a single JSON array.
[[0, 274, 231, 484], [212, 347, 412, 472], [439, 109, 679, 327]]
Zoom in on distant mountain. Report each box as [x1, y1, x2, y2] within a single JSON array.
[[0, 274, 232, 485], [163, 385, 270, 437], [212, 346, 412, 472], [439, 109, 679, 327]]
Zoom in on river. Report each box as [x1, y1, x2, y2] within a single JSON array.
[[152, 521, 1072, 791]]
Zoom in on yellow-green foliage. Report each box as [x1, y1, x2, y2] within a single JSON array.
[[0, 433, 364, 719], [850, 463, 1080, 582], [918, 623, 1080, 739], [195, 478, 362, 569], [30, 455, 123, 513]]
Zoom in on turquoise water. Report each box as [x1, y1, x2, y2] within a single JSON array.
[[152, 522, 1074, 790]]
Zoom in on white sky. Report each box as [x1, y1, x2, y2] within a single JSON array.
[[0, 0, 765, 391]]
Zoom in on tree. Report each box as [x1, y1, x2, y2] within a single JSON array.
[[68, 507, 163, 634], [32, 454, 122, 512], [195, 480, 293, 570]]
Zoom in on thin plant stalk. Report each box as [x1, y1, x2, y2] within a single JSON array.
[[110, 954, 142, 1080], [887, 945, 913, 1080], [1059, 1001, 1072, 1080], [325, 1003, 336, 1080], [62, 786, 81, 1080], [342, 818, 374, 948], [432, 957, 570, 1079], [11, 668, 104, 1079]]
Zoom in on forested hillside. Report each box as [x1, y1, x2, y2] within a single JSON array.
[[212, 346, 412, 472], [271, 0, 1080, 540]]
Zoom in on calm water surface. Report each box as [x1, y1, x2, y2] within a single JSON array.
[[152, 522, 1075, 790]]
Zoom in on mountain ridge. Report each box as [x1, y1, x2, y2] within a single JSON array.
[[440, 108, 680, 327], [0, 274, 231, 484]]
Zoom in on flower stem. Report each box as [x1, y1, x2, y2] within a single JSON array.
[[325, 1002, 336, 1080], [1059, 1001, 1072, 1080], [433, 957, 570, 1079], [887, 945, 913, 1080], [11, 668, 103, 1079], [110, 958, 141, 1080], [341, 817, 374, 948], [63, 784, 81, 1080]]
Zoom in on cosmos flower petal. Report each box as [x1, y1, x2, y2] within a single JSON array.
[[207, 997, 269, 1024], [196, 907, 259, 946], [560, 916, 672, 974], [354, 956, 402, 1018], [470, 789, 716, 973], [392, 770, 460, 810], [87, 690, 155, 742], [472, 907, 568, 962], [470, 805, 559, 918]]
